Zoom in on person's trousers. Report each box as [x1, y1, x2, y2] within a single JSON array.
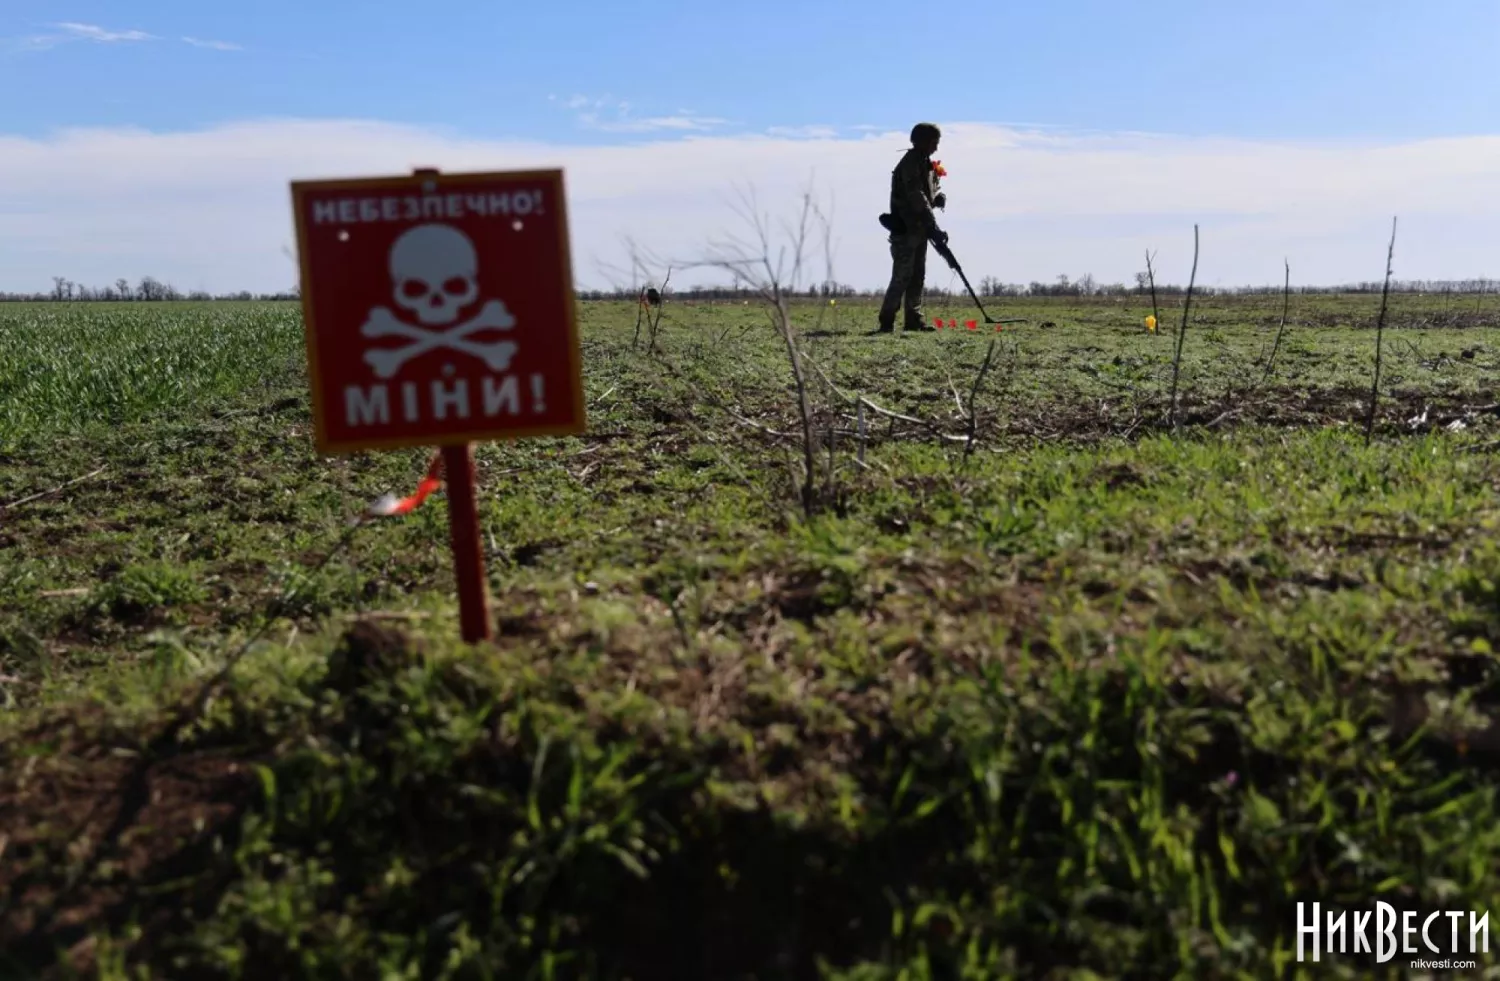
[[878, 231, 928, 328]]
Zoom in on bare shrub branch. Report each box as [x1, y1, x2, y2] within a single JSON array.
[[961, 340, 1000, 468], [682, 182, 831, 516], [643, 267, 672, 354], [1167, 225, 1200, 431], [594, 234, 663, 295], [1144, 249, 1161, 335], [595, 236, 672, 350], [1364, 217, 1399, 444], [1261, 258, 1292, 384]]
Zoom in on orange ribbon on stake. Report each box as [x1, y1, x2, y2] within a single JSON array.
[[369, 450, 445, 517]]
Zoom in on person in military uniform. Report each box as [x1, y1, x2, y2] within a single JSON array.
[[876, 122, 948, 333]]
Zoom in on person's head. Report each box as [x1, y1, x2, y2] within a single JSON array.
[[910, 122, 941, 156]]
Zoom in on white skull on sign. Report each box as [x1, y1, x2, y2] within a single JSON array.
[[389, 223, 479, 326]]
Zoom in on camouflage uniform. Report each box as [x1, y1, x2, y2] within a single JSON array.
[[878, 148, 941, 330]]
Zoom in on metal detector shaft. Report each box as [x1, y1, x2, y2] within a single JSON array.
[[932, 237, 1028, 325]]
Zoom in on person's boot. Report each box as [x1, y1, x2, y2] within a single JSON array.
[[906, 315, 936, 332], [872, 315, 895, 334]]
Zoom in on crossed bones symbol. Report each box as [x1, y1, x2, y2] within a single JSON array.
[[360, 300, 518, 378]]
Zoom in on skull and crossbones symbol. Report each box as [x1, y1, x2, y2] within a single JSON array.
[[360, 223, 518, 379]]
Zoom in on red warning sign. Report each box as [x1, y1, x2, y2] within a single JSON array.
[[291, 168, 585, 454]]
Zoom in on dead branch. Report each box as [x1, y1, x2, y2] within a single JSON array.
[[595, 233, 659, 294], [1167, 225, 1200, 431], [961, 340, 1000, 467], [1364, 217, 1399, 444], [645, 267, 673, 353], [598, 236, 669, 350], [1145, 249, 1161, 336], [685, 183, 829, 516], [1261, 258, 1292, 383]]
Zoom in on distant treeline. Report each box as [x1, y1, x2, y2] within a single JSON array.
[[1, 273, 1494, 303], [0, 276, 302, 303]]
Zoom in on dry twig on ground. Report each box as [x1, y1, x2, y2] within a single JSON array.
[[0, 466, 108, 512]]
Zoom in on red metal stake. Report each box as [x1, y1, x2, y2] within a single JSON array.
[[414, 167, 488, 644], [441, 442, 491, 642]]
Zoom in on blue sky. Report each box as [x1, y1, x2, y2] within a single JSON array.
[[2, 1, 1498, 294], [6, 0, 1497, 144]]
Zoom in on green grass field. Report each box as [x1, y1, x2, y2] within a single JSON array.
[[3, 293, 1500, 979]]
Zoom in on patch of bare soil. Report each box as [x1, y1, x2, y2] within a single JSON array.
[[1303, 310, 1497, 331], [0, 622, 424, 975], [0, 709, 259, 975], [995, 386, 1500, 443]]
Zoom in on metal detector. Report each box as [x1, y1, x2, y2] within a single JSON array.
[[932, 236, 1028, 325]]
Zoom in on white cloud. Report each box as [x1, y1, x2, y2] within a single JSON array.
[[587, 114, 729, 133], [7, 21, 156, 51], [8, 23, 240, 54], [553, 94, 610, 112], [16, 22, 157, 49], [0, 118, 1497, 295], [766, 125, 841, 140], [550, 93, 727, 134], [54, 22, 155, 42], [181, 36, 242, 51]]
